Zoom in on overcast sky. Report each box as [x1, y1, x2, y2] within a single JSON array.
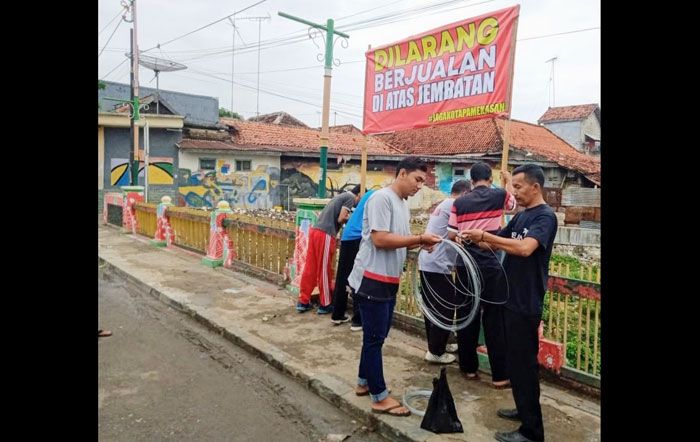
[[98, 0, 600, 128]]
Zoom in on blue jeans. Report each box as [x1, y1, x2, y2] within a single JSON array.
[[357, 296, 396, 402]]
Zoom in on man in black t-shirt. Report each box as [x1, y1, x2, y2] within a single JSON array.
[[459, 164, 557, 442]]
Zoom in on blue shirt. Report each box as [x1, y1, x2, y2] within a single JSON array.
[[341, 189, 376, 241]]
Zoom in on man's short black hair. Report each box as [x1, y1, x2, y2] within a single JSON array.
[[512, 164, 545, 187], [350, 184, 361, 195], [451, 179, 471, 195], [395, 156, 428, 177], [469, 161, 492, 182]]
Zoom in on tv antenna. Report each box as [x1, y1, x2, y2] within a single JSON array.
[[545, 56, 558, 107], [126, 52, 187, 114]]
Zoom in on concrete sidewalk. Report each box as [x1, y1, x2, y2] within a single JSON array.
[[98, 224, 600, 442]]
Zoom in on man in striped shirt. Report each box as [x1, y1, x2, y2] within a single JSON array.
[[447, 161, 516, 388]]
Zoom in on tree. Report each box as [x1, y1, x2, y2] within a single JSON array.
[[219, 107, 242, 119], [98, 80, 106, 109]]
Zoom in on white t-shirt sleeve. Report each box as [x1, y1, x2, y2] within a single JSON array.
[[367, 191, 392, 233]]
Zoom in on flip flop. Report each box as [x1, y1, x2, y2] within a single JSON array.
[[463, 372, 480, 381], [371, 404, 411, 417], [355, 386, 391, 396], [98, 329, 112, 338], [493, 381, 511, 390]]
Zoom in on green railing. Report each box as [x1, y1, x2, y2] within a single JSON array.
[[130, 203, 600, 379]]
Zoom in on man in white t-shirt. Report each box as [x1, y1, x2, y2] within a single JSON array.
[[347, 156, 442, 417]]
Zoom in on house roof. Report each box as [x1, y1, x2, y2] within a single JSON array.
[[537, 104, 600, 124], [114, 94, 177, 115], [376, 117, 600, 184], [179, 138, 240, 151], [195, 119, 404, 156], [329, 124, 364, 135], [245, 111, 308, 127]]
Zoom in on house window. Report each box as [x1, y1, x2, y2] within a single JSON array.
[[236, 160, 252, 171], [199, 158, 216, 170], [453, 168, 466, 177]]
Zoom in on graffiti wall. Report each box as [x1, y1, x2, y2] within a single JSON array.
[[175, 156, 482, 211], [110, 157, 174, 186], [177, 161, 282, 209], [435, 163, 454, 194], [280, 159, 453, 211], [280, 160, 396, 198]]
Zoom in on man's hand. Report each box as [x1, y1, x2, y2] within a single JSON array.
[[338, 206, 351, 224], [420, 232, 442, 252], [459, 229, 485, 244], [500, 169, 512, 186]]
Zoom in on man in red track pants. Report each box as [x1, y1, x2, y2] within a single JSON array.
[[297, 185, 361, 314]]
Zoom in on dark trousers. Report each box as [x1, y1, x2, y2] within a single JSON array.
[[455, 266, 508, 381], [331, 238, 361, 323], [419, 270, 455, 356], [504, 307, 544, 441], [357, 296, 396, 401]]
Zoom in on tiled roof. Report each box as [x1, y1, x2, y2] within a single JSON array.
[[245, 111, 308, 127], [493, 118, 600, 177], [179, 138, 239, 150], [537, 104, 599, 123], [217, 119, 402, 156], [377, 117, 600, 182], [378, 118, 501, 155], [329, 124, 364, 135]]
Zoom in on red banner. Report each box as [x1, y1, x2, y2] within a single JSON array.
[[362, 5, 520, 134]]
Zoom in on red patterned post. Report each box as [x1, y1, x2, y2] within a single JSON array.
[[121, 186, 144, 234], [286, 198, 328, 294], [151, 196, 175, 247], [202, 201, 233, 267], [537, 320, 565, 373]]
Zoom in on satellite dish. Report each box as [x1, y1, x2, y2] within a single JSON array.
[[125, 53, 187, 114]]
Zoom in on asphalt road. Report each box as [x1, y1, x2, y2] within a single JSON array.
[[98, 269, 386, 441]]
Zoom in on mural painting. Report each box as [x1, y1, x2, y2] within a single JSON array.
[[280, 159, 449, 210], [110, 157, 174, 186], [435, 163, 454, 194], [178, 161, 282, 209], [280, 161, 395, 198]]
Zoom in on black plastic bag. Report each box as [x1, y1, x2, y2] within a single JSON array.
[[420, 367, 464, 433]]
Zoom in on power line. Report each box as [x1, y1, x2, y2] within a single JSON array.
[[99, 6, 128, 36], [180, 68, 363, 118], [98, 18, 125, 58], [334, 0, 405, 22], [101, 57, 129, 80], [141, 0, 267, 53], [518, 26, 600, 42]]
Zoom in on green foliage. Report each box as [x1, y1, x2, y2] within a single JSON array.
[[98, 80, 106, 110], [550, 254, 599, 281], [542, 291, 601, 376], [219, 107, 242, 119]]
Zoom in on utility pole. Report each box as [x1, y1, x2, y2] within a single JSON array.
[[227, 17, 236, 115], [278, 11, 349, 198], [125, 0, 141, 186], [236, 15, 270, 117], [546, 56, 557, 107]]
